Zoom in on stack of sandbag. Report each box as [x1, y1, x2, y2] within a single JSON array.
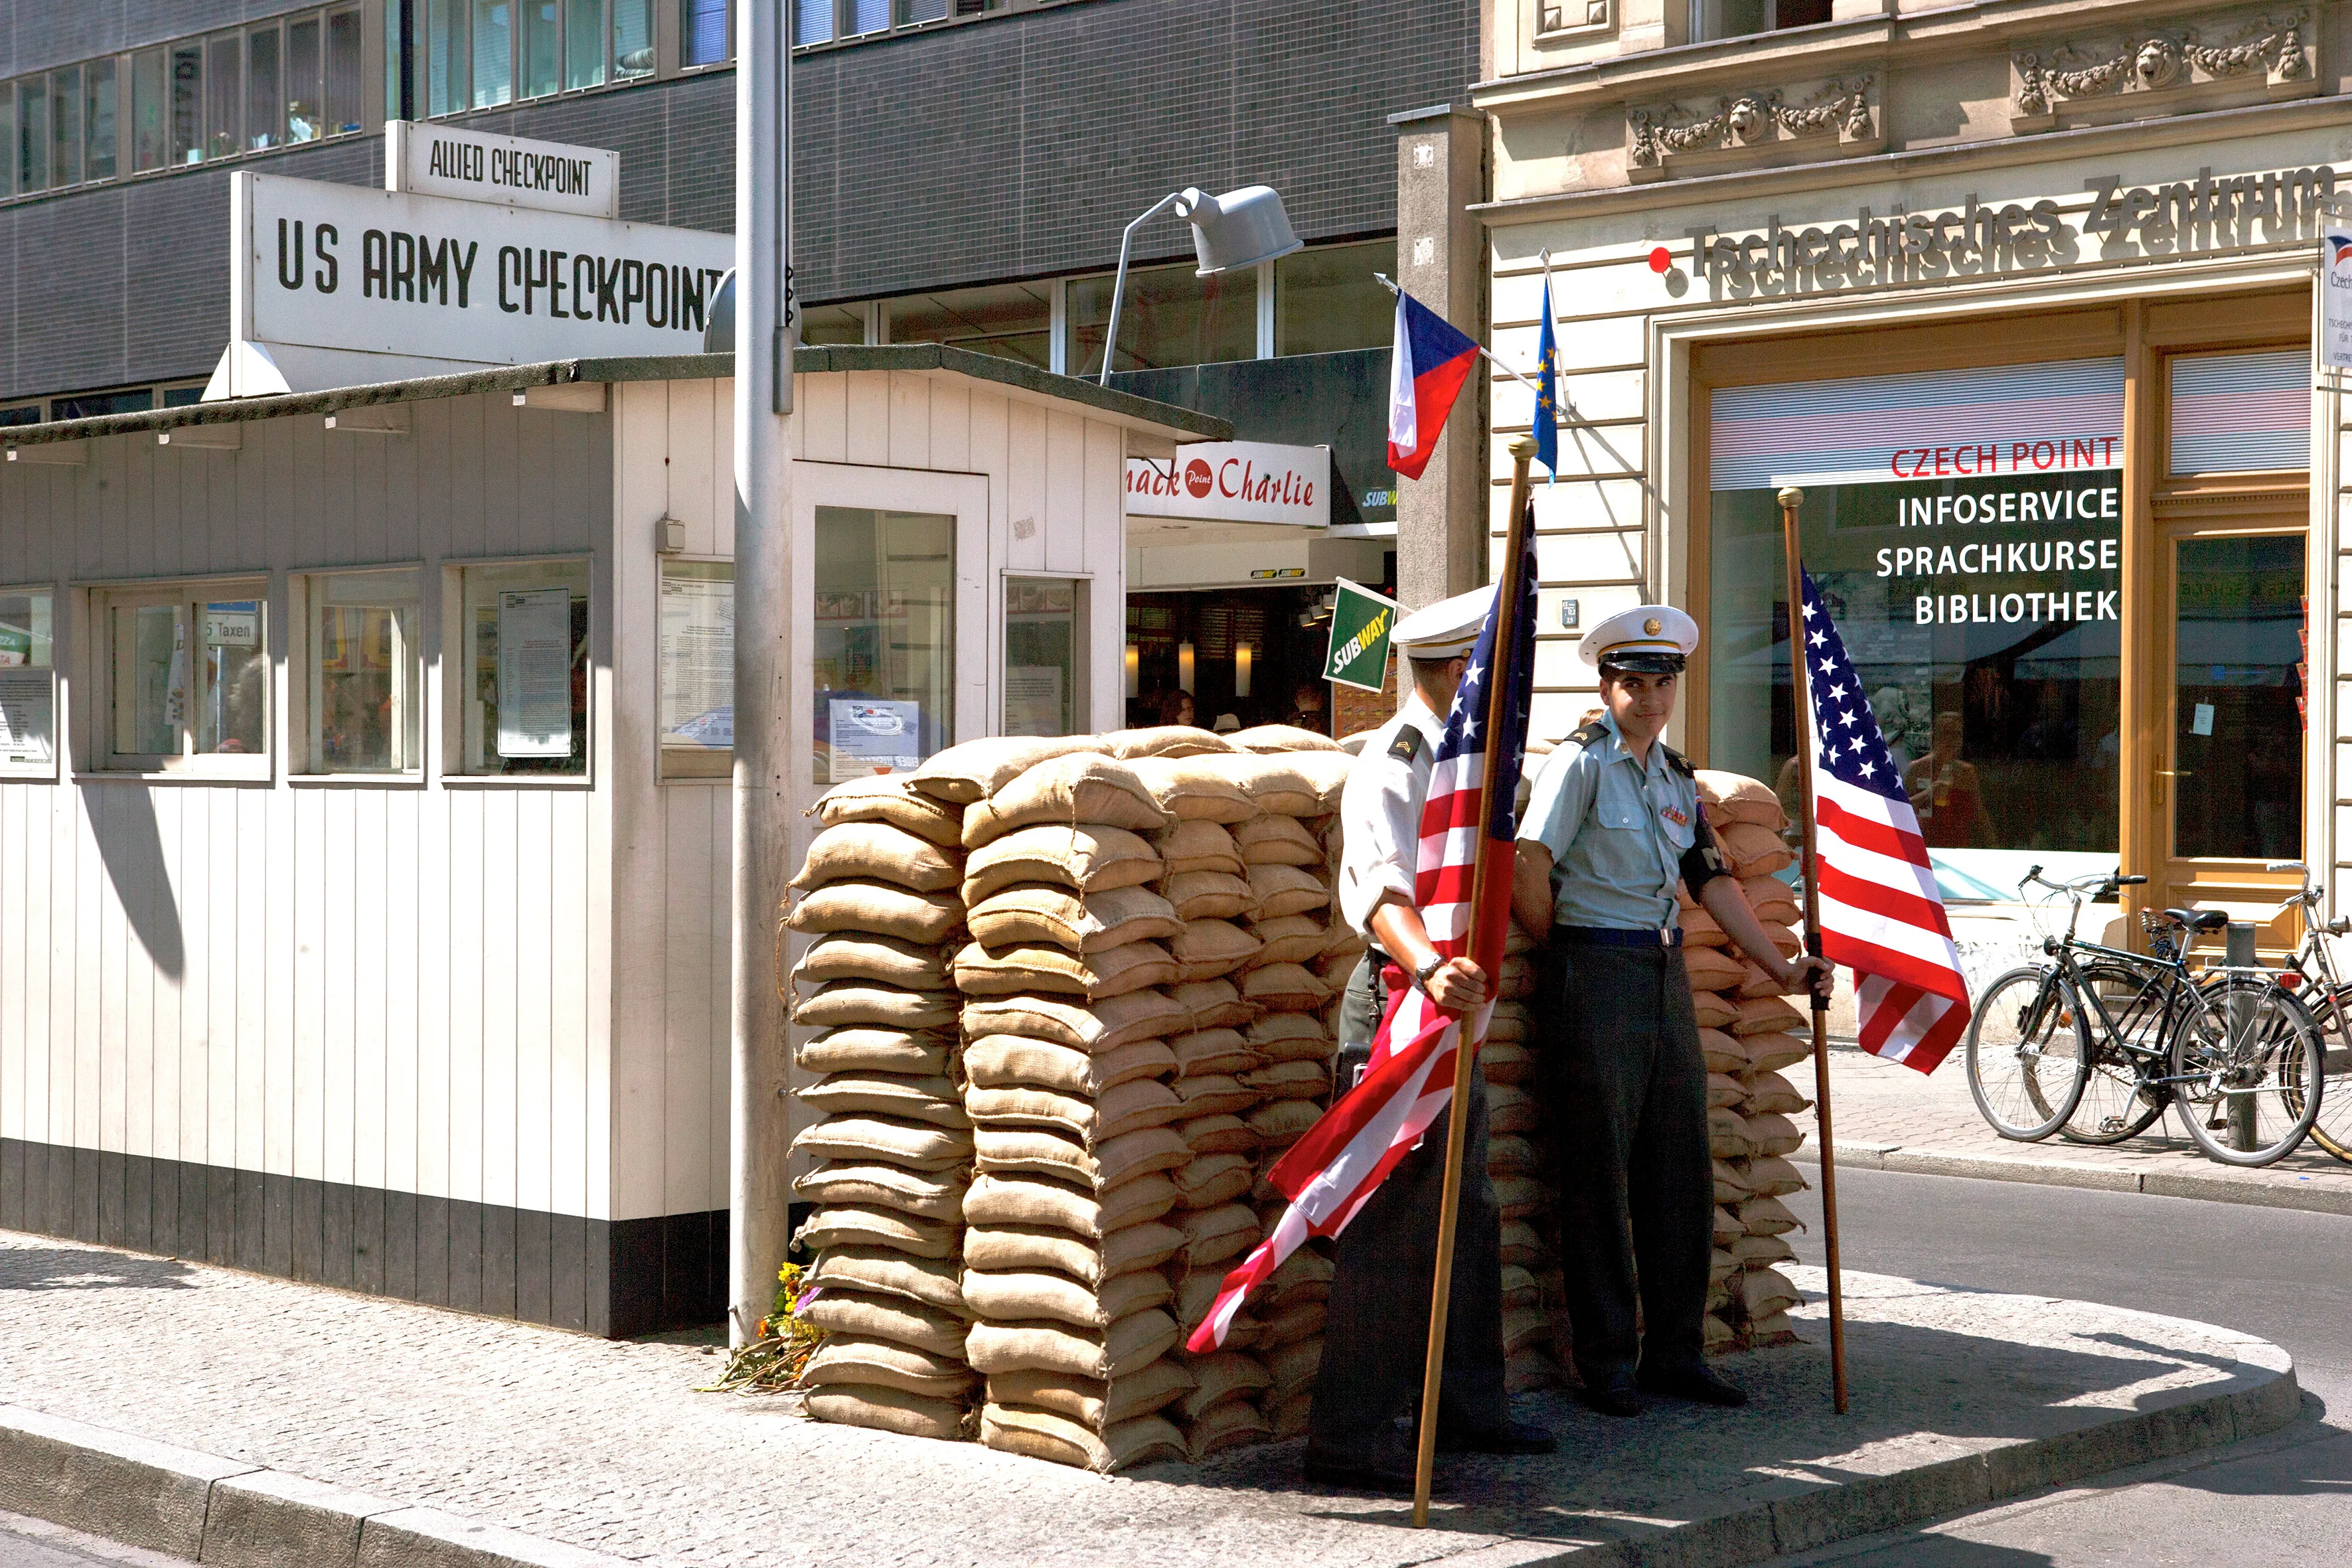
[[947, 741, 1206, 1473], [1686, 769, 1813, 1355], [1488, 924, 1568, 1390], [783, 773, 979, 1440]]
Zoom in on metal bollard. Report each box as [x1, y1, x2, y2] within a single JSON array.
[[2225, 921, 2258, 1152]]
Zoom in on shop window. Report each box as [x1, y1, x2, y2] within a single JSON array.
[[0, 588, 58, 771], [97, 580, 272, 773], [2169, 351, 2310, 476], [659, 559, 734, 779], [1275, 240, 1397, 357], [814, 507, 953, 785], [800, 303, 868, 346], [297, 568, 422, 775], [84, 60, 116, 181], [453, 559, 589, 776], [680, 0, 733, 64], [1070, 261, 1256, 378], [1706, 356, 2128, 898], [2171, 536, 2304, 862], [1004, 578, 1082, 738], [1691, 0, 1828, 42], [883, 283, 1052, 369]]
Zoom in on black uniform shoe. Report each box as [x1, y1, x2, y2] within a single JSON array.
[[1439, 1418, 1557, 1455], [1638, 1364, 1749, 1407], [1301, 1446, 1452, 1494], [1577, 1373, 1642, 1418]]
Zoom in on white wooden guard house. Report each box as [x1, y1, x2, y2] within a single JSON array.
[[0, 345, 1225, 1335]]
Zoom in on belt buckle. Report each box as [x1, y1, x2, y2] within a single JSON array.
[[1658, 927, 1671, 947]]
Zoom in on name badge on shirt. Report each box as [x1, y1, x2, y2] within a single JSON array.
[[1663, 806, 1690, 826]]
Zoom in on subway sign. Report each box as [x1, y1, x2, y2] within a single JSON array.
[[1125, 441, 1330, 528]]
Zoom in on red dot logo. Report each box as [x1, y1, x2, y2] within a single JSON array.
[[1648, 247, 1673, 274], [1184, 458, 1214, 499]]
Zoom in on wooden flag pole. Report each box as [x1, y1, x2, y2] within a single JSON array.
[[1777, 485, 1849, 1417], [1410, 436, 1538, 1526]]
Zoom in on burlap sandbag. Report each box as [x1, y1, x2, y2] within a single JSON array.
[[1247, 1099, 1321, 1145], [795, 1204, 960, 1261], [1175, 1202, 1259, 1267], [1174, 1271, 1261, 1349], [1488, 1082, 1538, 1135], [1174, 1352, 1272, 1422], [1185, 1399, 1273, 1461], [797, 1071, 970, 1129], [1695, 769, 1787, 828], [1245, 1012, 1328, 1063], [1745, 1032, 1812, 1073], [1248, 914, 1327, 965], [802, 1335, 976, 1398], [1172, 978, 1258, 1031], [967, 884, 1183, 953], [1172, 1028, 1258, 1077], [962, 1170, 1180, 1237], [1265, 1247, 1334, 1305], [1741, 1266, 1802, 1319], [1707, 1071, 1747, 1110], [1733, 996, 1806, 1036], [1217, 754, 1326, 816], [985, 1360, 1195, 1429], [973, 1125, 1191, 1186], [1261, 1298, 1326, 1350], [1712, 1204, 1745, 1247], [1232, 815, 1324, 866], [910, 736, 1098, 806], [1481, 1040, 1533, 1085], [795, 933, 955, 991], [1266, 1387, 1315, 1441], [792, 980, 961, 1032], [1486, 1134, 1537, 1174], [1746, 1154, 1807, 1197], [965, 1078, 1185, 1142], [1743, 1069, 1810, 1115], [978, 1403, 1187, 1472], [1099, 726, 1235, 760], [961, 1265, 1172, 1331], [1698, 1028, 1747, 1073], [1247, 864, 1330, 918], [791, 822, 963, 894], [1169, 920, 1263, 982], [1682, 905, 1732, 947], [1263, 1335, 1324, 1394], [1707, 1106, 1754, 1160], [1229, 724, 1342, 754], [964, 1219, 1186, 1286], [965, 1308, 1182, 1381], [1736, 961, 1790, 1000], [784, 880, 964, 944], [795, 1027, 953, 1077], [790, 1115, 973, 1173], [963, 1034, 1176, 1097], [963, 824, 1163, 903], [962, 753, 1170, 846], [1692, 992, 1741, 1031], [1709, 1246, 1741, 1287], [1156, 819, 1247, 877], [1127, 756, 1258, 824], [1173, 1073, 1259, 1120], [807, 1385, 972, 1441], [1741, 874, 1802, 925], [809, 1246, 969, 1314], [1164, 871, 1257, 921], [1682, 947, 1747, 992], [1173, 1152, 1255, 1211], [1748, 1111, 1802, 1156], [801, 1287, 971, 1357], [1711, 1158, 1754, 1201], [1240, 963, 1329, 1012], [816, 774, 967, 848], [953, 938, 1178, 1000], [1493, 1176, 1546, 1221], [1733, 1231, 1797, 1269], [1741, 1194, 1802, 1235], [1180, 1113, 1259, 1155], [1719, 821, 1797, 879], [1244, 1059, 1328, 1103], [959, 989, 1190, 1054], [795, 1160, 966, 1222]]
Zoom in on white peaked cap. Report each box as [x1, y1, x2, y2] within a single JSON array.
[[1391, 586, 1495, 660]]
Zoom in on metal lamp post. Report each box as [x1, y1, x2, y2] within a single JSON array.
[[1097, 184, 1303, 386]]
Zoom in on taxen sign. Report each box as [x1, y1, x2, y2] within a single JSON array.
[[386, 119, 619, 219], [1125, 441, 1330, 527]]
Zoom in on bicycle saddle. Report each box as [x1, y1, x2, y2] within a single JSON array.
[[2161, 907, 2229, 932]]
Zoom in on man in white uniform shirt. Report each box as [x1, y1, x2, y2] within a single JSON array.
[[1304, 586, 1553, 1492]]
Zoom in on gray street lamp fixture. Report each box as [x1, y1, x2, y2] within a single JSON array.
[[1098, 185, 1303, 386]]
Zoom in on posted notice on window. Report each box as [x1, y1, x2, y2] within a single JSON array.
[[828, 698, 921, 781], [497, 588, 574, 757], [0, 669, 52, 764], [1002, 666, 1065, 738], [660, 576, 734, 749]]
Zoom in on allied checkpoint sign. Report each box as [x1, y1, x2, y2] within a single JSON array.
[[227, 169, 733, 373], [386, 119, 620, 219], [1324, 578, 1399, 692]]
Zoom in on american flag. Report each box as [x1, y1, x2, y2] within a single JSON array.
[[1186, 504, 1539, 1352], [1800, 570, 1972, 1072]]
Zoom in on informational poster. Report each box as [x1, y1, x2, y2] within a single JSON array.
[[1002, 666, 1065, 738], [497, 588, 574, 757], [2324, 232, 2352, 372], [828, 698, 922, 781], [660, 575, 734, 749], [0, 669, 53, 764]]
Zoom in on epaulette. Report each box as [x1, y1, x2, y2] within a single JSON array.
[[1569, 720, 1610, 749], [1386, 727, 1424, 765], [1661, 743, 1696, 778]]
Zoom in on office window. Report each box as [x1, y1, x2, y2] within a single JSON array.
[[427, 0, 469, 114], [801, 303, 867, 345], [883, 283, 1050, 368], [844, 0, 890, 34], [456, 559, 589, 775], [287, 18, 323, 141], [301, 568, 422, 774], [1004, 578, 1080, 738], [815, 508, 953, 784], [902, 0, 950, 23], [50, 68, 82, 187], [100, 581, 272, 771], [0, 588, 58, 770], [171, 42, 203, 164], [18, 73, 48, 192], [1070, 261, 1255, 378], [565, 0, 606, 88], [523, 0, 562, 98], [1691, 0, 1827, 40], [161, 386, 206, 408], [613, 0, 655, 74], [680, 0, 732, 65], [325, 3, 360, 130], [659, 559, 733, 779], [0, 83, 13, 200], [1276, 240, 1395, 356], [84, 59, 116, 180], [247, 27, 283, 150], [0, 406, 40, 428], [204, 33, 241, 161], [52, 389, 154, 421], [472, 1, 514, 107], [793, 0, 833, 46], [128, 51, 164, 171]]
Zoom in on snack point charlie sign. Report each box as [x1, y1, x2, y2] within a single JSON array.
[[1125, 441, 1330, 527]]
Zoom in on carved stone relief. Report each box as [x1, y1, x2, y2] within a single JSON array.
[[1626, 76, 1877, 180], [2012, 9, 2311, 128]]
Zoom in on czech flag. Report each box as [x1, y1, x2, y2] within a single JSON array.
[[1386, 289, 1480, 481]]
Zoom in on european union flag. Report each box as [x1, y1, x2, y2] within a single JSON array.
[[1533, 270, 1559, 483]]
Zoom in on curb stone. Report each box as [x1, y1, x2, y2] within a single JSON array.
[[1794, 1141, 2352, 1217], [0, 1404, 634, 1568]]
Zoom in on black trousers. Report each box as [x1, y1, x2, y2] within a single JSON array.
[[1306, 954, 1508, 1463], [1540, 938, 1713, 1385]]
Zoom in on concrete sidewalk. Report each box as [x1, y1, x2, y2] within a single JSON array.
[[0, 1230, 2300, 1568], [1810, 1042, 2352, 1215]]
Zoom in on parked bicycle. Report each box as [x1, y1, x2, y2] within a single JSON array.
[[2262, 860, 2352, 1166], [1964, 866, 2324, 1168]]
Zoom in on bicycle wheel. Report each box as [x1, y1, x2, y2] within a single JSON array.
[[2298, 985, 2352, 1164], [1966, 966, 2089, 1140], [2057, 961, 2168, 1144], [2169, 975, 2324, 1168]]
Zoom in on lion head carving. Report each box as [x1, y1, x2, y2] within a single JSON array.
[[2133, 36, 2181, 89]]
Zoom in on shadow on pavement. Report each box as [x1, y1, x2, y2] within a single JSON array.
[[0, 1246, 195, 1293]]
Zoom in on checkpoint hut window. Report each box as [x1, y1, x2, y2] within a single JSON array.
[[0, 588, 58, 774], [455, 559, 591, 777], [297, 568, 424, 776], [96, 580, 273, 775], [813, 508, 954, 786]]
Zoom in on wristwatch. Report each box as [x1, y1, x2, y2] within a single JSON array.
[[1413, 953, 1445, 988]]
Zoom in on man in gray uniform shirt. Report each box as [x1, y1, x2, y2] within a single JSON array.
[[1304, 586, 1553, 1492], [1512, 605, 1829, 1417]]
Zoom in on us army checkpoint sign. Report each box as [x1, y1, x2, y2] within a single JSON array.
[[1323, 578, 1400, 692]]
